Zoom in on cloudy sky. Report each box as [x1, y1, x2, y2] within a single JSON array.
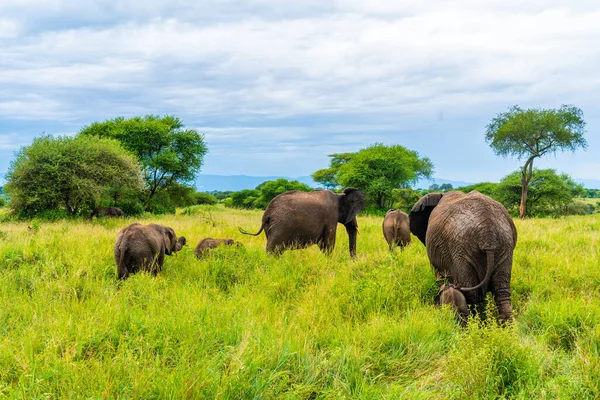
[[1, 0, 599, 185]]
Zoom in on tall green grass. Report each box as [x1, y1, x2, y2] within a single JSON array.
[[0, 207, 599, 398]]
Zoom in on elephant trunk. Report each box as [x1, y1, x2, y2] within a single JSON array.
[[345, 222, 358, 258]]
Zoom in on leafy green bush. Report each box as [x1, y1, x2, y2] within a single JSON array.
[[565, 201, 594, 215], [0, 196, 6, 207], [495, 169, 585, 217], [455, 182, 499, 198], [391, 187, 422, 213], [228, 189, 261, 209], [195, 192, 218, 205], [4, 135, 142, 218]]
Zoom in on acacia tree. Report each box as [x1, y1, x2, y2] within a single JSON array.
[[485, 105, 586, 219], [312, 143, 433, 209], [79, 115, 207, 204]]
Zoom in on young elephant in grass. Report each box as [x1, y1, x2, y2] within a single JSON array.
[[436, 283, 469, 325], [114, 223, 186, 279], [194, 238, 241, 258], [382, 209, 411, 250]]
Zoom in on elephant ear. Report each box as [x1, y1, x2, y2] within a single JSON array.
[[162, 227, 177, 255], [338, 187, 365, 225], [409, 193, 443, 246]]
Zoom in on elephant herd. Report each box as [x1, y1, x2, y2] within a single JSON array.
[[111, 187, 517, 324]]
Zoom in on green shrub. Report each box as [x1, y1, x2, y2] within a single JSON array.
[[195, 192, 218, 205]]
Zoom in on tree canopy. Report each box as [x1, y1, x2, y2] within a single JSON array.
[[312, 143, 433, 209], [4, 135, 142, 217], [79, 115, 207, 202], [485, 105, 587, 218]]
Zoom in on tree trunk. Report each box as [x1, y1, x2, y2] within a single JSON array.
[[519, 178, 528, 219], [519, 157, 535, 219]]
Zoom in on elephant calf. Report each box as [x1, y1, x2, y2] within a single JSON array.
[[91, 206, 125, 218], [194, 238, 241, 258], [114, 223, 186, 279], [437, 283, 469, 325], [382, 209, 411, 250]]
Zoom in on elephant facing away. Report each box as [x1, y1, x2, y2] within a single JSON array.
[[239, 188, 365, 257], [410, 191, 517, 322], [194, 238, 242, 258], [114, 223, 186, 279], [91, 206, 125, 218], [382, 209, 411, 250]]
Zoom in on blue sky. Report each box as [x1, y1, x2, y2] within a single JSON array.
[[1, 0, 599, 185]]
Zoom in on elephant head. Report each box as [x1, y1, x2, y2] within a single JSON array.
[[338, 187, 365, 225], [337, 187, 365, 257], [409, 192, 444, 246], [155, 225, 186, 255]]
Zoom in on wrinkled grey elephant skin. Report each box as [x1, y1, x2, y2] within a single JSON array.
[[382, 209, 411, 251], [410, 191, 517, 322], [91, 206, 125, 218], [194, 238, 242, 258], [114, 223, 186, 279], [239, 188, 365, 257]]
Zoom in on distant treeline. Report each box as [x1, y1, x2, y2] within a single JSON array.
[[1, 105, 596, 220], [207, 168, 597, 218]]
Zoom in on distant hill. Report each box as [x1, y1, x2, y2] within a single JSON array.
[[196, 174, 317, 192], [413, 178, 475, 190], [195, 174, 600, 192], [575, 179, 600, 189]]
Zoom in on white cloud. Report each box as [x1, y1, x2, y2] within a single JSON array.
[[0, 0, 599, 178]]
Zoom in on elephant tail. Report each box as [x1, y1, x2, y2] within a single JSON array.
[[459, 250, 494, 292], [238, 225, 264, 236], [238, 219, 267, 236]]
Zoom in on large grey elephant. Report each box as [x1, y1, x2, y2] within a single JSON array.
[[114, 223, 186, 279], [239, 188, 365, 257], [91, 206, 125, 218], [410, 191, 517, 322], [382, 209, 411, 250]]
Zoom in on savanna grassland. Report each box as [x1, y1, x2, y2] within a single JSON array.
[[0, 206, 599, 399]]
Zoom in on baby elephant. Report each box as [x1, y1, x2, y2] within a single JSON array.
[[194, 238, 241, 257], [437, 283, 469, 325], [114, 223, 186, 279], [382, 209, 411, 250]]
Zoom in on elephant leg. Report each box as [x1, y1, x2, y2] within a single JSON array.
[[153, 253, 165, 275], [490, 261, 513, 323], [118, 267, 129, 280], [318, 226, 336, 255], [491, 284, 512, 323], [266, 241, 283, 256]]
